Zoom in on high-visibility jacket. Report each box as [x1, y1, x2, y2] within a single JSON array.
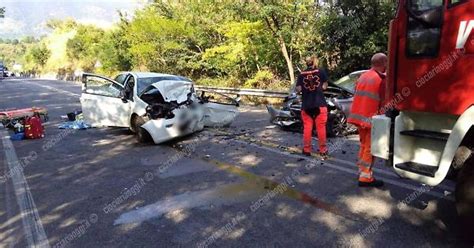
[[347, 69, 385, 128]]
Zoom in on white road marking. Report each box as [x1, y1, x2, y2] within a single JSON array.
[[3, 158, 18, 248], [25, 80, 80, 97], [1, 131, 50, 247], [230, 139, 455, 201]]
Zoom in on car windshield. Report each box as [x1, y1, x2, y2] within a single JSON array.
[[137, 76, 192, 95], [333, 72, 363, 93]]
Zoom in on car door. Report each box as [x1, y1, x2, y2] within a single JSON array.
[[80, 73, 132, 127], [197, 91, 239, 127]]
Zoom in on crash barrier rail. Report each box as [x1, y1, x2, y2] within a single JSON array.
[[194, 85, 289, 98]]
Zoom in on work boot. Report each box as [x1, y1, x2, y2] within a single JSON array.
[[358, 179, 384, 188], [319, 152, 329, 160], [302, 151, 311, 157]]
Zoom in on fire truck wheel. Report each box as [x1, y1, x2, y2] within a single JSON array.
[[455, 155, 474, 241]]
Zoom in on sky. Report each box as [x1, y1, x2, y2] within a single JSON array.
[[0, 0, 146, 39]]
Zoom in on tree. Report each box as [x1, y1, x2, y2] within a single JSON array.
[[30, 44, 51, 69], [125, 6, 199, 74], [66, 25, 104, 71], [97, 18, 132, 73], [202, 21, 281, 80], [46, 19, 77, 31], [16, 0, 397, 89], [21, 36, 37, 44], [315, 0, 396, 78], [232, 1, 319, 85]]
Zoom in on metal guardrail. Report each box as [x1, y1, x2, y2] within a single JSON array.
[[195, 85, 289, 98]]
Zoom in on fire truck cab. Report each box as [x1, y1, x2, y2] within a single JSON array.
[[371, 0, 474, 236]]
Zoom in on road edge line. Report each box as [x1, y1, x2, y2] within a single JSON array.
[[1, 130, 50, 247]]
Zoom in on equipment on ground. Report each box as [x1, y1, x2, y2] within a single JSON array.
[[24, 115, 44, 139], [0, 107, 49, 128]]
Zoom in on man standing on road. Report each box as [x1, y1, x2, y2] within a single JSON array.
[[348, 53, 387, 187], [296, 56, 329, 160]]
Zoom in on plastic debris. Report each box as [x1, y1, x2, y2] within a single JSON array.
[[58, 120, 91, 130]]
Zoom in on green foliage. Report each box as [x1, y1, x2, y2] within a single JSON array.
[[244, 69, 287, 90], [29, 44, 51, 68], [202, 21, 279, 78], [42, 25, 76, 74], [315, 0, 396, 78], [0, 43, 29, 68], [21, 36, 37, 43], [46, 19, 77, 31], [13, 0, 396, 88], [126, 6, 197, 74], [97, 28, 132, 74], [66, 25, 104, 71]]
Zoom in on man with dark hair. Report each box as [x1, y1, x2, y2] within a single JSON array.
[[296, 56, 329, 160], [348, 53, 388, 187]]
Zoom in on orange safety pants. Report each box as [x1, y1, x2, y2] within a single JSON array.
[[357, 126, 375, 183], [301, 107, 328, 154]]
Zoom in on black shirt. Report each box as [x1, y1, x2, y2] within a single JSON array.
[[296, 67, 328, 110]]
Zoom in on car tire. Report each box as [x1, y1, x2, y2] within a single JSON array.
[[137, 127, 152, 144], [131, 116, 152, 143], [326, 112, 346, 137], [130, 115, 143, 134], [455, 154, 474, 242]]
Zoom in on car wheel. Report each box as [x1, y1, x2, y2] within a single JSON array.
[[136, 127, 152, 144], [327, 112, 347, 137], [131, 115, 152, 143], [130, 115, 144, 134], [455, 154, 474, 241]]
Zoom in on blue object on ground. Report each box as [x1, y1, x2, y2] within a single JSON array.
[[58, 120, 91, 130], [10, 132, 25, 141]]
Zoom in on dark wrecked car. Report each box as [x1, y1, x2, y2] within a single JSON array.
[[267, 70, 366, 137], [80, 72, 239, 144]]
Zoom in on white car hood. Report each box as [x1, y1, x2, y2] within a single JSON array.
[[150, 80, 193, 103]]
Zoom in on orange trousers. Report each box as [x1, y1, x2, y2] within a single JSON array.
[[301, 107, 328, 154], [357, 126, 375, 183]]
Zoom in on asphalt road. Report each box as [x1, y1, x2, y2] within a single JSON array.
[[0, 78, 470, 247]]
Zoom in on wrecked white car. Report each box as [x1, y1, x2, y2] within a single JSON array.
[[80, 72, 239, 144]]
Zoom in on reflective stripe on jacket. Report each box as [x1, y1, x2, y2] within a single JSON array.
[[347, 69, 384, 127]]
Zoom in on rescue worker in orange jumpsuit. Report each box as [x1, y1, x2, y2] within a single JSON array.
[[348, 53, 387, 187], [296, 56, 329, 160]]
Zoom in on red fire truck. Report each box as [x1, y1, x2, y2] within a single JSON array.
[[371, 0, 474, 237]]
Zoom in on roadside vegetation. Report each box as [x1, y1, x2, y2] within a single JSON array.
[[0, 0, 395, 90]]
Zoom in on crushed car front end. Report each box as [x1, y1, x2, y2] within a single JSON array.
[[138, 81, 239, 144]]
